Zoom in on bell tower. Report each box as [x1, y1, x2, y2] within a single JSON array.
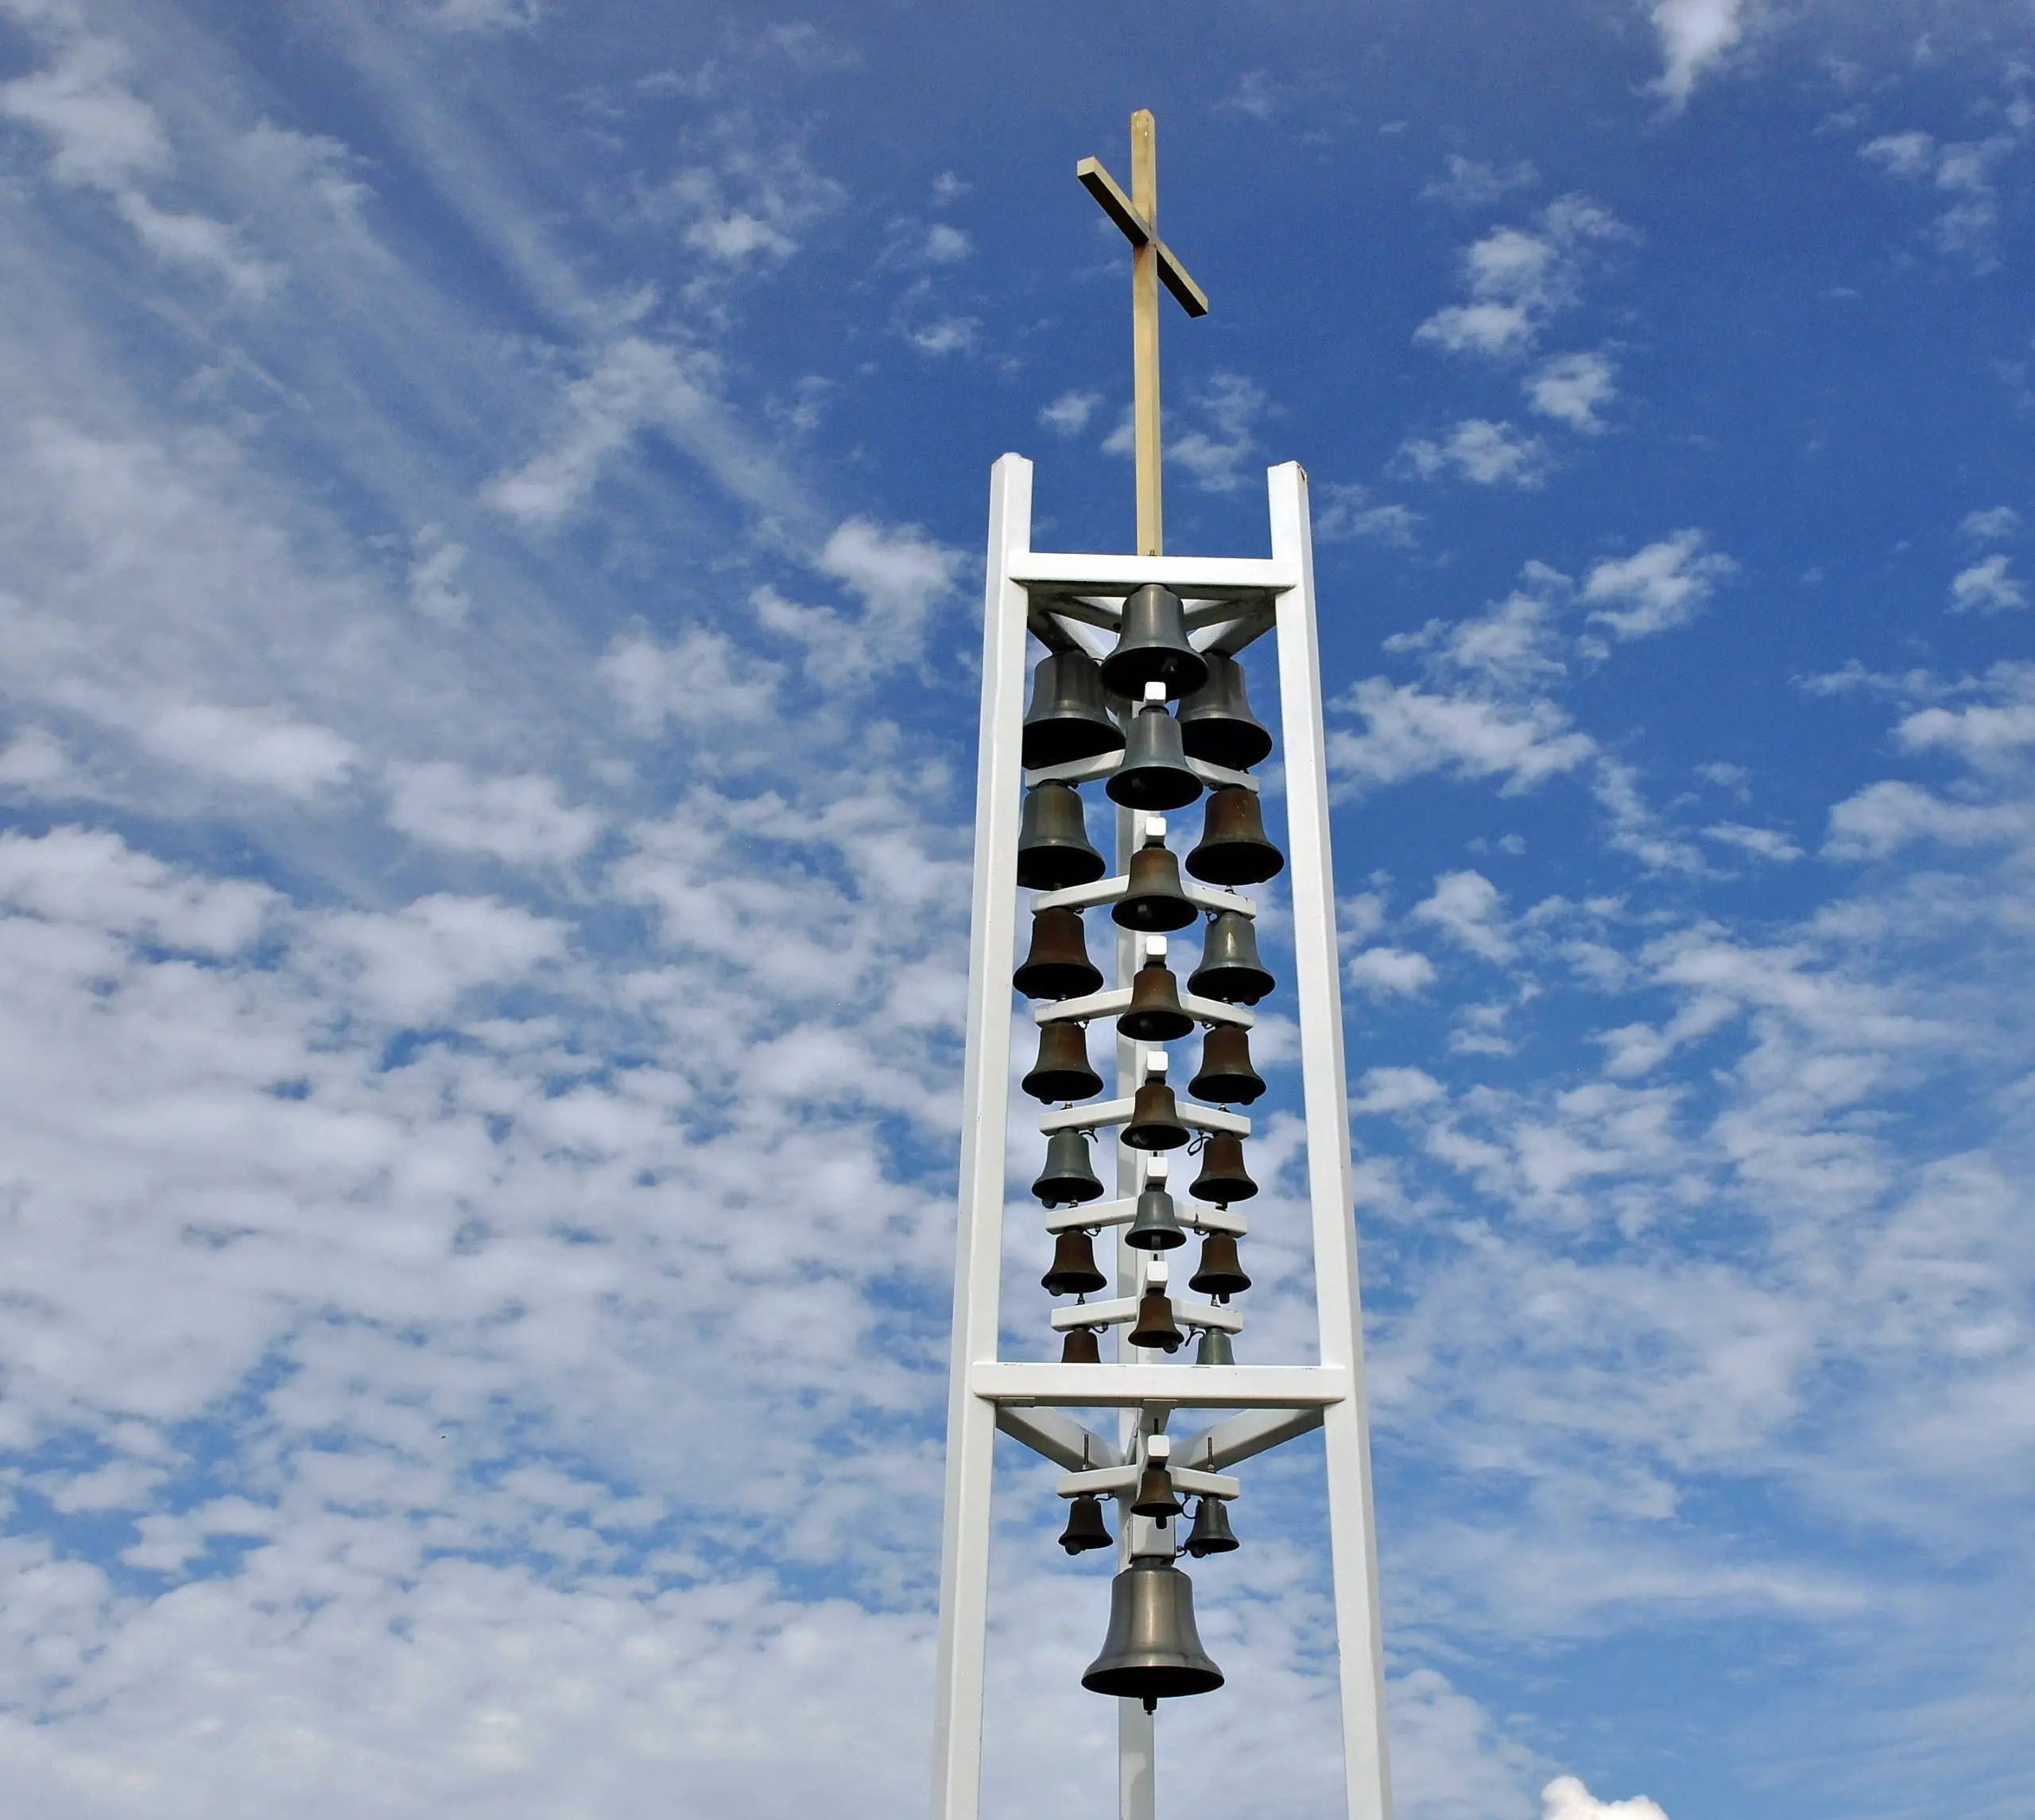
[[932, 111, 1394, 1820]]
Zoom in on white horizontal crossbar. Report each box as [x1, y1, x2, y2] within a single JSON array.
[[970, 1361, 1349, 1409], [1041, 1199, 1247, 1237], [1048, 1296, 1242, 1334], [1056, 1464, 1241, 1500], [1033, 989, 1252, 1029], [1021, 754, 1259, 794], [994, 1404, 1122, 1471], [1009, 552, 1299, 598], [1029, 874, 1255, 918], [1037, 1098, 1250, 1138]]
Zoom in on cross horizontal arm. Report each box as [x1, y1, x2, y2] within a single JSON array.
[[1076, 157, 1210, 318]]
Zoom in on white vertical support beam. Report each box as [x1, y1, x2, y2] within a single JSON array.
[[933, 453, 1035, 1820], [1268, 462, 1396, 1820]]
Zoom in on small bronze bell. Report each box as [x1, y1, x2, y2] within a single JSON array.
[[1193, 1326, 1235, 1366], [1082, 1556, 1224, 1706], [1058, 1492, 1114, 1555], [1188, 1233, 1251, 1299], [1129, 1289, 1184, 1351], [1185, 788, 1285, 887], [1114, 840, 1197, 932], [1131, 1463, 1183, 1520], [1119, 959, 1195, 1042], [1122, 1078, 1189, 1151], [1017, 782, 1107, 891], [1124, 1187, 1186, 1252], [1190, 1133, 1258, 1204], [1183, 1496, 1239, 1558], [1041, 1228, 1109, 1297], [1188, 910, 1275, 1005], [1022, 1021, 1103, 1102], [1108, 697, 1204, 811], [1099, 584, 1209, 700], [1023, 649, 1125, 769], [1033, 1129, 1105, 1206], [1188, 1024, 1266, 1105], [1176, 651, 1273, 770], [1014, 908, 1103, 1000], [1060, 1326, 1103, 1365]]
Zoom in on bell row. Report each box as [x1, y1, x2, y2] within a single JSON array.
[[1018, 782, 1282, 893], [1056, 1487, 1237, 1561], [1024, 1016, 1263, 1106], [1041, 1224, 1251, 1301], [1025, 585, 1273, 772], [1017, 902, 1273, 1002], [1034, 1126, 1258, 1208]]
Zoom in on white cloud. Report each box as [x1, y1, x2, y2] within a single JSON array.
[[1347, 946, 1437, 997], [905, 316, 979, 356], [1169, 373, 1270, 494], [385, 761, 603, 866], [1645, 0, 1748, 110], [1861, 129, 2019, 267], [599, 628, 781, 734], [645, 145, 843, 269], [1959, 506, 2019, 544], [1397, 419, 1549, 488], [1331, 679, 1595, 794], [1948, 554, 2025, 614], [1583, 531, 1735, 638], [1543, 1773, 1671, 1818], [1415, 196, 1632, 362], [1353, 1066, 1447, 1113], [407, 527, 471, 627], [317, 891, 569, 1021], [140, 701, 358, 797], [1704, 822, 1802, 862], [1314, 482, 1419, 546], [1421, 155, 1540, 208], [1413, 869, 1518, 963], [1038, 390, 1099, 436], [1525, 350, 1618, 432], [1895, 664, 2035, 765], [1824, 780, 2032, 860]]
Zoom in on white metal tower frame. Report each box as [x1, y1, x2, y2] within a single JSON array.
[[933, 455, 1393, 1820]]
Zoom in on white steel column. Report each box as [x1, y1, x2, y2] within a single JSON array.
[[933, 453, 1035, 1820], [1268, 463, 1394, 1820]]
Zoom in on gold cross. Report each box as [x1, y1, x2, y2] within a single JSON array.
[[1079, 110, 1208, 559]]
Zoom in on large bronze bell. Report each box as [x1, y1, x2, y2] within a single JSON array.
[[1122, 1078, 1189, 1150], [1058, 1492, 1114, 1555], [1060, 1325, 1103, 1365], [1108, 698, 1204, 811], [1177, 651, 1273, 770], [1190, 1133, 1258, 1204], [1014, 908, 1103, 1000], [1185, 788, 1285, 887], [1082, 1556, 1224, 1706], [1033, 1129, 1105, 1206], [1193, 1325, 1235, 1366], [1017, 782, 1107, 891], [1023, 649, 1125, 769], [1124, 1187, 1186, 1251], [1131, 1463, 1183, 1520], [1114, 841, 1197, 932], [1119, 958, 1194, 1042], [1188, 910, 1275, 1005], [1188, 1233, 1251, 1300], [1129, 1289, 1184, 1351], [1041, 1228, 1109, 1297], [1022, 1021, 1103, 1102], [1188, 1024, 1266, 1105], [1099, 584, 1209, 700], [1184, 1496, 1239, 1558]]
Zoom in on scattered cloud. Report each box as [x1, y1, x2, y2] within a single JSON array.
[[1413, 869, 1518, 962], [1959, 506, 2019, 544], [1169, 373, 1272, 494], [385, 761, 603, 866], [1526, 350, 1618, 432], [1583, 531, 1735, 638], [1948, 553, 2025, 614], [1347, 946, 1438, 997], [1860, 128, 2019, 267], [1415, 195, 1634, 361], [1543, 1774, 1671, 1820], [1332, 679, 1593, 793], [1645, 0, 1750, 110], [1704, 822, 1802, 862], [1396, 418, 1550, 487], [1422, 155, 1541, 208], [1039, 389, 1100, 437], [1215, 70, 1281, 119], [1315, 482, 1420, 546]]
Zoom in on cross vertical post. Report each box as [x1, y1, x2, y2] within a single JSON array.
[[1130, 109, 1161, 556]]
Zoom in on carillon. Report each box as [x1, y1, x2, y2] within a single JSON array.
[[937, 107, 1391, 1820]]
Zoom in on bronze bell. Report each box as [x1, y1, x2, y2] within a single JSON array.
[[1017, 782, 1107, 891], [1129, 1289, 1184, 1351], [1082, 1556, 1225, 1706], [1190, 1133, 1258, 1204], [1099, 584, 1209, 700], [1022, 1021, 1103, 1102], [1188, 1233, 1251, 1300], [1023, 649, 1125, 768], [1119, 959, 1194, 1042], [1108, 698, 1204, 811], [1193, 1325, 1235, 1366], [1122, 1078, 1189, 1150], [1183, 1496, 1239, 1558], [1188, 1024, 1266, 1106], [1041, 1228, 1109, 1297], [1014, 907, 1103, 1000], [1060, 1325, 1103, 1365], [1033, 1129, 1105, 1207], [1177, 651, 1273, 770], [1185, 787, 1285, 887], [1124, 1187, 1186, 1252], [1114, 841, 1197, 932], [1188, 910, 1275, 1005], [1058, 1492, 1114, 1555], [1131, 1463, 1183, 1520]]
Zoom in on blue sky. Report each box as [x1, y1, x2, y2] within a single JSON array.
[[0, 2, 2031, 1818]]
